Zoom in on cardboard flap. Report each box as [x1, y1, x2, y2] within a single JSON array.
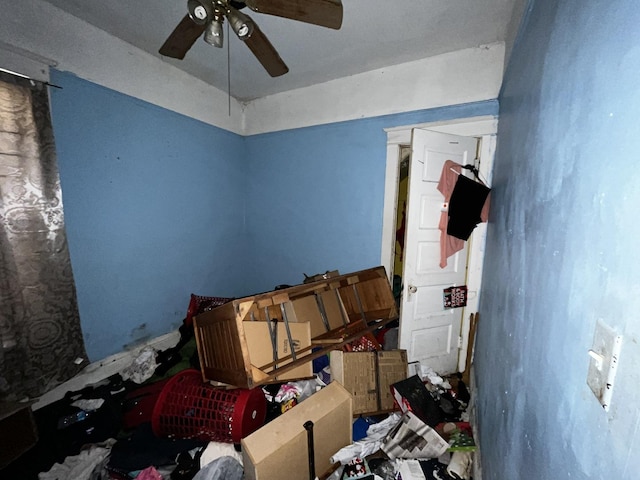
[[243, 321, 312, 381]]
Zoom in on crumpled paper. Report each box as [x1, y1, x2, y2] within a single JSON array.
[[330, 413, 402, 465], [119, 347, 157, 384]]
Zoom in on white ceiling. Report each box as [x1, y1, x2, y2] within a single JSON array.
[[40, 0, 525, 102]]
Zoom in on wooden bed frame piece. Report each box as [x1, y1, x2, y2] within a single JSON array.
[[193, 266, 399, 389]]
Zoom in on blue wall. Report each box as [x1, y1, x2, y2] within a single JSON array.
[[475, 0, 640, 478], [244, 102, 498, 293], [49, 68, 497, 361], [50, 70, 248, 361]]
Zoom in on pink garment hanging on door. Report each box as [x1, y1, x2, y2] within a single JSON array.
[[437, 160, 490, 268]]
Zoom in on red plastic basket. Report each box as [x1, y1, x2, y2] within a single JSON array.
[[151, 369, 266, 443], [185, 294, 233, 326]]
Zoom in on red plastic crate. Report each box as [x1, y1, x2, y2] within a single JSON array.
[[185, 294, 233, 326], [151, 369, 266, 443]]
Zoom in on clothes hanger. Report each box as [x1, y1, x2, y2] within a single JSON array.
[[461, 164, 481, 181], [449, 162, 489, 186]]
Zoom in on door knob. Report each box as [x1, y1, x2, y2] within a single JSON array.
[[408, 285, 417, 294]]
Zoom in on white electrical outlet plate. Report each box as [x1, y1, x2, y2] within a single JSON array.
[[587, 319, 623, 411]]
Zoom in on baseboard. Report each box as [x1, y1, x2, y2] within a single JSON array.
[[33, 330, 181, 410]]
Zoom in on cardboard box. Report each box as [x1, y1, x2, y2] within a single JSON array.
[[242, 381, 353, 480], [377, 350, 409, 410], [330, 350, 408, 415], [0, 402, 38, 469], [330, 351, 378, 415], [243, 321, 312, 381]]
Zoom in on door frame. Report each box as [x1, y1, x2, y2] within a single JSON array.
[[381, 115, 498, 372]]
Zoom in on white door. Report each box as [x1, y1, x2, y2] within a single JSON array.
[[398, 129, 478, 374]]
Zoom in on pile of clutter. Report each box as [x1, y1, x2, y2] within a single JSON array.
[[28, 340, 476, 480], [325, 364, 476, 480], [7, 288, 477, 480]]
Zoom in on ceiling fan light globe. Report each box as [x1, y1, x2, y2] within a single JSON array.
[[237, 24, 251, 37], [227, 8, 255, 39], [204, 20, 224, 48], [187, 0, 214, 25]]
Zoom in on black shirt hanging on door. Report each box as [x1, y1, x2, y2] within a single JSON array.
[[446, 172, 491, 241]]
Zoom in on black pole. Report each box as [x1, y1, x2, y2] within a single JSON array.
[[304, 420, 315, 480]]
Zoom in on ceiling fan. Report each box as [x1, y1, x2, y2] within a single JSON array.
[[159, 0, 344, 77]]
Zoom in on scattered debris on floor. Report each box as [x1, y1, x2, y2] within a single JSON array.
[[0, 267, 478, 480]]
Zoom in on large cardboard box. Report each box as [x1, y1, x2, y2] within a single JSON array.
[[242, 381, 353, 480], [330, 351, 378, 414], [330, 350, 408, 415]]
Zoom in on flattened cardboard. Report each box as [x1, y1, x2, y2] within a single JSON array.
[[243, 321, 312, 381], [242, 381, 353, 480]]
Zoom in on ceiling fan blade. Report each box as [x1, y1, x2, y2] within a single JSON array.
[[243, 0, 343, 30], [159, 15, 207, 59], [244, 23, 289, 77]]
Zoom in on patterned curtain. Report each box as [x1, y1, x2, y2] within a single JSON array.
[[0, 71, 87, 402]]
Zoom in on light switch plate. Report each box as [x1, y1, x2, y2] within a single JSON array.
[[587, 319, 622, 411]]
